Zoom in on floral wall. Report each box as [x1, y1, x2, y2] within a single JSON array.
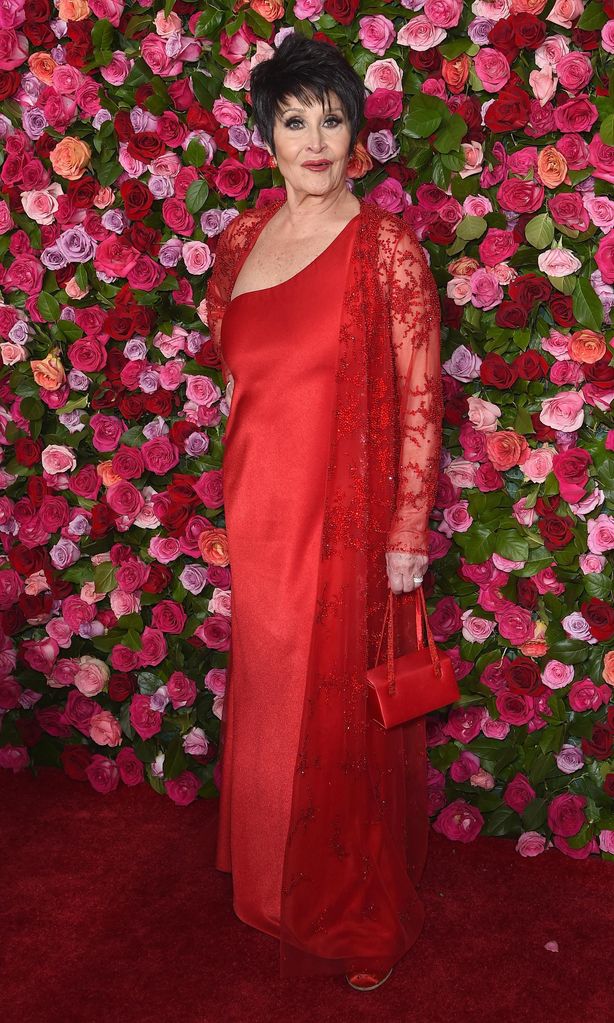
[[0, 0, 613, 860]]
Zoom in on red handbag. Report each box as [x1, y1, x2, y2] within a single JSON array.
[[366, 586, 460, 729]]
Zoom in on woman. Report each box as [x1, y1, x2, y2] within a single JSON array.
[[206, 33, 443, 990]]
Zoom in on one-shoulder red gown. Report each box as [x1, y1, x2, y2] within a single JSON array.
[[215, 215, 360, 937]]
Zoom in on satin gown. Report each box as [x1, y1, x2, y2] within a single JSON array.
[[215, 214, 360, 936]]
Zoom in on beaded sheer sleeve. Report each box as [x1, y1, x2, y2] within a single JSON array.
[[205, 222, 236, 387], [384, 226, 443, 557]]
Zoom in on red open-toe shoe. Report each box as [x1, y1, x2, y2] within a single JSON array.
[[345, 967, 393, 991]]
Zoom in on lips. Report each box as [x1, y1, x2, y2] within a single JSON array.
[[303, 161, 331, 169]]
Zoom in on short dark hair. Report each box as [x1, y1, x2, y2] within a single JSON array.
[[249, 33, 365, 158]]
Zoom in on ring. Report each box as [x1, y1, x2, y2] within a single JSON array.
[[413, 576, 423, 586]]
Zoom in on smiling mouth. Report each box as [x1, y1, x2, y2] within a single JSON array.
[[304, 162, 331, 168]]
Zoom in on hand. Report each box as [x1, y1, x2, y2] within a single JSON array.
[[385, 551, 428, 595], [226, 372, 235, 406]]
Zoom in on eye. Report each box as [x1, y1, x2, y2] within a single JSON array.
[[283, 116, 343, 128]]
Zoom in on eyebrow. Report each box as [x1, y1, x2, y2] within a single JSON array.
[[280, 107, 344, 114]]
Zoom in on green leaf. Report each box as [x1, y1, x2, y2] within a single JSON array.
[[525, 214, 554, 250], [456, 215, 487, 241], [583, 573, 613, 600], [481, 804, 518, 837], [194, 8, 225, 37], [577, 1, 607, 29], [20, 396, 45, 421], [493, 531, 529, 562], [521, 797, 548, 831], [433, 114, 467, 154], [184, 139, 206, 167], [573, 277, 604, 332], [37, 291, 61, 321], [93, 561, 117, 594], [185, 178, 210, 214], [601, 114, 614, 148]]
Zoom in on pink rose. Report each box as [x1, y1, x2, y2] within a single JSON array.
[[568, 677, 603, 712], [556, 52, 593, 93], [470, 269, 503, 310], [74, 656, 109, 697], [478, 228, 519, 267], [497, 179, 544, 214], [93, 234, 140, 277], [445, 706, 485, 743], [90, 413, 125, 452], [440, 500, 473, 536], [106, 480, 144, 517], [516, 832, 547, 857], [138, 626, 167, 667], [364, 57, 402, 93], [85, 754, 120, 793], [215, 157, 253, 201], [164, 770, 201, 805], [423, 0, 462, 28], [68, 336, 107, 373], [541, 660, 574, 689], [89, 710, 122, 746], [358, 15, 395, 56], [449, 750, 480, 783], [0, 28, 28, 70], [432, 798, 484, 843], [111, 446, 145, 481], [553, 95, 598, 134], [151, 600, 187, 635], [547, 793, 587, 837], [503, 772, 536, 813], [539, 391, 585, 432], [204, 667, 227, 696], [474, 48, 511, 93], [585, 515, 614, 556], [41, 444, 76, 475], [141, 436, 180, 474], [396, 15, 446, 50], [129, 693, 163, 740], [495, 691, 534, 725], [595, 229, 614, 284], [116, 747, 145, 786], [110, 644, 141, 671], [495, 605, 534, 645], [167, 670, 197, 708], [192, 469, 224, 509]]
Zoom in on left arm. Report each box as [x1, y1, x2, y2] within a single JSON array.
[[385, 226, 444, 593]]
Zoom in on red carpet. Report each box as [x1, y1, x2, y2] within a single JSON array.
[[1, 767, 612, 1023]]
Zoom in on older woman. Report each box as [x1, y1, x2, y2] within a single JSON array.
[[206, 32, 443, 991]]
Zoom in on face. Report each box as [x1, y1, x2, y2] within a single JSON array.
[[266, 91, 353, 198]]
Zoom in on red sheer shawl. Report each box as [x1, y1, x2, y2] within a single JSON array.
[[206, 195, 443, 978]]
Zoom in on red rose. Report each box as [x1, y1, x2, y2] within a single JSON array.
[[143, 563, 173, 594], [495, 302, 529, 328], [323, 0, 359, 24], [128, 223, 161, 254], [0, 606, 26, 635], [584, 357, 614, 390], [552, 448, 592, 504], [549, 293, 575, 327], [0, 71, 19, 100], [67, 175, 98, 209], [537, 513, 574, 550], [60, 744, 92, 781], [536, 495, 560, 516], [581, 724, 614, 761], [169, 420, 199, 450], [113, 110, 134, 143], [485, 83, 531, 132], [604, 773, 614, 798], [144, 390, 175, 416], [511, 12, 546, 49], [531, 412, 556, 441], [514, 351, 548, 380], [8, 544, 45, 576], [580, 598, 614, 642], [409, 48, 442, 73], [480, 353, 518, 389], [127, 131, 166, 162], [118, 394, 147, 420], [14, 438, 42, 466], [509, 273, 552, 310], [516, 578, 538, 611], [504, 655, 542, 695], [444, 394, 468, 426], [120, 180, 154, 221], [104, 307, 138, 341], [158, 500, 192, 535], [108, 672, 137, 701], [487, 19, 518, 63]]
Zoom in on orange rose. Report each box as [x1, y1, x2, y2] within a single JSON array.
[[603, 651, 614, 685], [98, 461, 123, 487], [199, 527, 230, 566], [485, 430, 529, 471], [568, 329, 607, 364], [449, 256, 480, 277], [30, 350, 66, 390], [250, 0, 284, 20], [347, 139, 372, 180], [28, 52, 57, 85], [537, 145, 569, 188], [49, 136, 92, 181], [512, 0, 548, 14], [441, 54, 470, 94], [57, 0, 89, 20]]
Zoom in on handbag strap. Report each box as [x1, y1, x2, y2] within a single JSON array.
[[374, 586, 443, 697]]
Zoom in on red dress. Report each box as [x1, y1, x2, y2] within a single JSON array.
[[215, 215, 360, 936], [206, 197, 443, 979]]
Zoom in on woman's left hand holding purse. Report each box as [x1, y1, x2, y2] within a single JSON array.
[[385, 551, 428, 595]]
